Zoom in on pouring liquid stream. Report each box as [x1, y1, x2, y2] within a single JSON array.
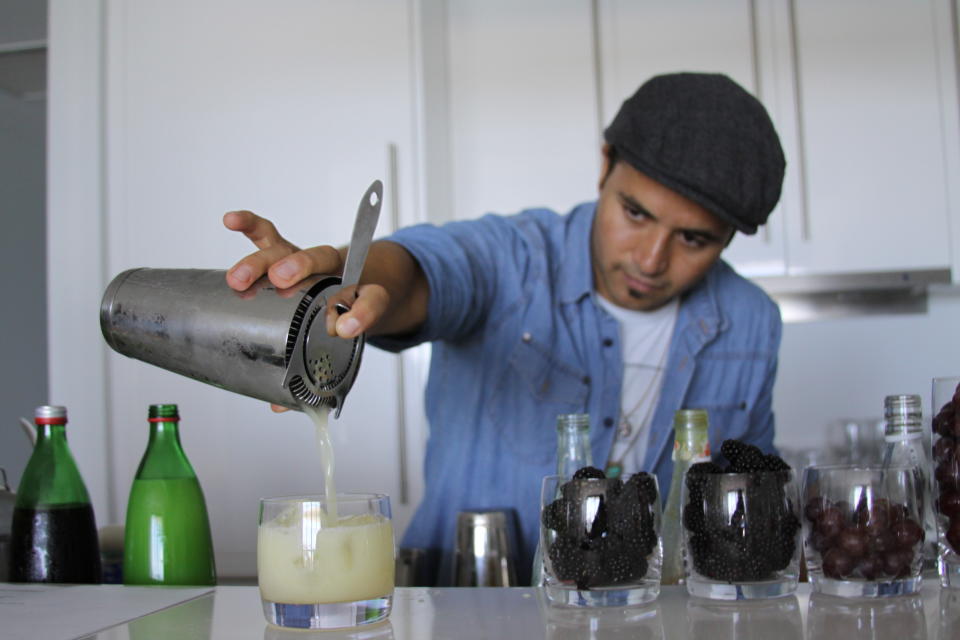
[[302, 403, 338, 524]]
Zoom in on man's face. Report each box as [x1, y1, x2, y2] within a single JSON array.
[[591, 149, 733, 311]]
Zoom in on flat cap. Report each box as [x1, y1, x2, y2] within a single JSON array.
[[603, 73, 785, 235]]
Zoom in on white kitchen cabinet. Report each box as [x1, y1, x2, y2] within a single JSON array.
[[50, 0, 425, 577], [780, 0, 956, 276], [599, 0, 959, 279], [440, 0, 601, 221]]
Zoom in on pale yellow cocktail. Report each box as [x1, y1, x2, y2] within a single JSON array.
[[258, 495, 395, 630]]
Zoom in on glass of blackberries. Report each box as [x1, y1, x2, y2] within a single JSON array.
[[933, 376, 960, 589], [539, 468, 662, 608], [801, 465, 925, 597], [680, 440, 802, 600]]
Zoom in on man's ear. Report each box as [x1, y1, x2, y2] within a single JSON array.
[[724, 228, 737, 248], [599, 143, 615, 190]]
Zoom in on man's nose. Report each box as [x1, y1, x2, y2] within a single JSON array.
[[634, 230, 670, 275]]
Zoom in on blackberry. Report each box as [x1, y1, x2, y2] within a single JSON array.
[[624, 471, 658, 506], [548, 536, 584, 582], [542, 497, 569, 533], [688, 461, 724, 477], [573, 466, 606, 480], [683, 500, 706, 533], [762, 453, 791, 472]]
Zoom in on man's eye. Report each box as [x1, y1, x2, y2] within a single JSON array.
[[625, 205, 650, 220], [681, 231, 708, 248]]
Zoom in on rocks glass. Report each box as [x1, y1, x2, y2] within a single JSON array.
[[681, 469, 801, 600], [258, 494, 395, 630], [801, 466, 924, 597], [539, 473, 662, 607], [932, 376, 960, 588]]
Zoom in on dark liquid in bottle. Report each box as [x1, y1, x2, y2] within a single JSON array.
[[9, 503, 102, 583]]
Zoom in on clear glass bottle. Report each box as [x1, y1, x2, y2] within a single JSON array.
[[123, 404, 216, 585], [661, 409, 711, 585], [9, 406, 102, 583], [881, 394, 936, 566], [532, 413, 594, 586]]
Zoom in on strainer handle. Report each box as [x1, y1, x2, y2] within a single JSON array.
[[340, 180, 383, 293]]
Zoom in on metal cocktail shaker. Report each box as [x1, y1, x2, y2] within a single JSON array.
[[99, 181, 382, 417]]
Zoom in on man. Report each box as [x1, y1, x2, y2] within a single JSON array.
[[224, 73, 786, 585]]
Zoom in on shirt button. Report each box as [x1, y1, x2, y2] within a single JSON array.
[[521, 332, 532, 343], [604, 417, 614, 428], [582, 376, 591, 385], [602, 338, 613, 347]]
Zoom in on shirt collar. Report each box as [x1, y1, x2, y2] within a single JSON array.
[[558, 201, 598, 304]]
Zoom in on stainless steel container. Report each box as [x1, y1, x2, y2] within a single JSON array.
[[100, 181, 382, 417], [453, 510, 518, 587]]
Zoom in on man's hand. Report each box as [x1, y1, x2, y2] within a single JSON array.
[[223, 210, 390, 340]]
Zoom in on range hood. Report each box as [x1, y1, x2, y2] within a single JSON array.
[[750, 269, 952, 323]]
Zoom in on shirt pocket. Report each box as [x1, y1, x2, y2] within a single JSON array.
[[486, 335, 590, 465], [685, 401, 750, 453]]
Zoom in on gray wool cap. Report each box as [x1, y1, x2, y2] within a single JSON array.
[[603, 72, 786, 235]]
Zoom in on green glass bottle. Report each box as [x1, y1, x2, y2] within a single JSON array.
[[123, 404, 216, 585], [660, 409, 711, 585], [9, 405, 102, 583]]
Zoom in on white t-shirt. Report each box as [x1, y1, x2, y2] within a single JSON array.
[[596, 295, 679, 476]]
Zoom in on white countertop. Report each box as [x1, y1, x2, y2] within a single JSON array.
[[3, 581, 958, 640]]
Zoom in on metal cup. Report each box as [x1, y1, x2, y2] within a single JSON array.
[[452, 510, 518, 587]]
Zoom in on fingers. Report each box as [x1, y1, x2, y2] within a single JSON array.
[[325, 283, 390, 338], [270, 404, 290, 413], [223, 210, 295, 251], [266, 245, 343, 290], [224, 210, 301, 291], [227, 244, 301, 290]]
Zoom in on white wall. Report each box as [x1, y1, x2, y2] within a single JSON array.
[[773, 288, 960, 455]]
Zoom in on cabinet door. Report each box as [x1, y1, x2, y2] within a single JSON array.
[[101, 0, 417, 577], [784, 0, 953, 274], [442, 0, 600, 221], [597, 0, 789, 277]]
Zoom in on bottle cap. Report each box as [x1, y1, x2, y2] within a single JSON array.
[[884, 394, 922, 434], [148, 404, 180, 421], [35, 405, 67, 424]]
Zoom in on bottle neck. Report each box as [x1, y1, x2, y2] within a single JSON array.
[[135, 419, 197, 480], [556, 424, 592, 477], [16, 420, 92, 508], [35, 423, 67, 445], [147, 420, 183, 448], [672, 413, 710, 464]]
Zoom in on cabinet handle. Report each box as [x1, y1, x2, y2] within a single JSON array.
[[388, 142, 409, 506], [748, 0, 772, 246], [787, 0, 811, 242]]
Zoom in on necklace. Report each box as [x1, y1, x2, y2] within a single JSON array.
[[604, 349, 669, 479]]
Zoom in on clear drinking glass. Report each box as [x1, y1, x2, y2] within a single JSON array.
[[932, 376, 960, 588], [801, 465, 924, 597], [539, 474, 661, 608], [681, 469, 801, 600], [258, 494, 395, 630]]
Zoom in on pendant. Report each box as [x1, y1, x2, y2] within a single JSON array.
[[604, 463, 622, 479]]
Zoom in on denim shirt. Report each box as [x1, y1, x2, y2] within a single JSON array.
[[370, 201, 782, 584]]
